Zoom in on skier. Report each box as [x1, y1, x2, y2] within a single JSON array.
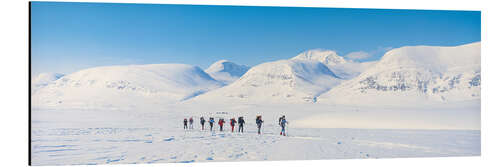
[[200, 117, 206, 130], [278, 115, 283, 126], [238, 117, 245, 133], [183, 118, 188, 130], [256, 115, 264, 134], [189, 117, 194, 129], [280, 115, 288, 136], [230, 118, 237, 132], [218, 118, 225, 131], [209, 117, 215, 131]]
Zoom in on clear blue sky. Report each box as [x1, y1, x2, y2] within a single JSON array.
[[31, 2, 480, 75]]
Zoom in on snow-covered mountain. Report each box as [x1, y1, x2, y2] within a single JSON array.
[[291, 49, 347, 66], [291, 49, 376, 80], [190, 59, 343, 103], [329, 61, 377, 80], [31, 43, 481, 108], [32, 64, 223, 109], [205, 60, 250, 84], [31, 72, 65, 93], [318, 42, 481, 106]]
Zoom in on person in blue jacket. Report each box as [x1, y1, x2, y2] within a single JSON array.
[[280, 116, 288, 136], [209, 117, 215, 131], [256, 115, 264, 134]]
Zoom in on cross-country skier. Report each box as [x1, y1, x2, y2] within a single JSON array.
[[200, 117, 206, 130], [230, 118, 237, 132], [183, 118, 188, 130], [280, 116, 288, 136], [238, 117, 245, 133], [209, 117, 215, 131], [256, 115, 264, 134], [218, 118, 225, 131], [189, 117, 194, 129], [279, 116, 283, 126]]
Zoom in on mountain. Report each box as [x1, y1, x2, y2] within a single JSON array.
[[189, 59, 343, 104], [31, 72, 65, 93], [205, 60, 250, 84], [31, 64, 223, 109], [318, 42, 481, 106], [291, 49, 376, 80], [291, 49, 347, 66]]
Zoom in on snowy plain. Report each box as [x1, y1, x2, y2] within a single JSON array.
[[31, 103, 480, 165]]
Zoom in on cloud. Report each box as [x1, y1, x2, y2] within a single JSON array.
[[345, 51, 371, 60]]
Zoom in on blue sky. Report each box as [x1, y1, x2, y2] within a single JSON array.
[[31, 2, 480, 75]]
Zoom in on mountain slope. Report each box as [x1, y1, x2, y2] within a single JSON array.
[[318, 42, 481, 106], [291, 49, 347, 66], [31, 73, 65, 93], [32, 64, 223, 109], [190, 59, 343, 103], [329, 61, 377, 80], [291, 49, 376, 80], [205, 60, 250, 84]]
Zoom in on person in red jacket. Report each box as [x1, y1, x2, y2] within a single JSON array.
[[230, 118, 237, 132], [218, 118, 225, 131]]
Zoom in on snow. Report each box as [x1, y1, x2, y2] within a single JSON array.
[[31, 64, 223, 110], [291, 49, 347, 66], [318, 42, 481, 106], [329, 61, 377, 80], [30, 42, 481, 165], [205, 60, 250, 84], [31, 103, 480, 165], [291, 49, 377, 80], [191, 59, 343, 103], [31, 72, 65, 93]]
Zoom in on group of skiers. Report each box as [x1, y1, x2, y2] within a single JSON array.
[[182, 115, 288, 136]]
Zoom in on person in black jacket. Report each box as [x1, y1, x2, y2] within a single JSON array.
[[200, 117, 206, 130], [238, 117, 245, 133], [183, 118, 188, 130], [256, 115, 264, 134]]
